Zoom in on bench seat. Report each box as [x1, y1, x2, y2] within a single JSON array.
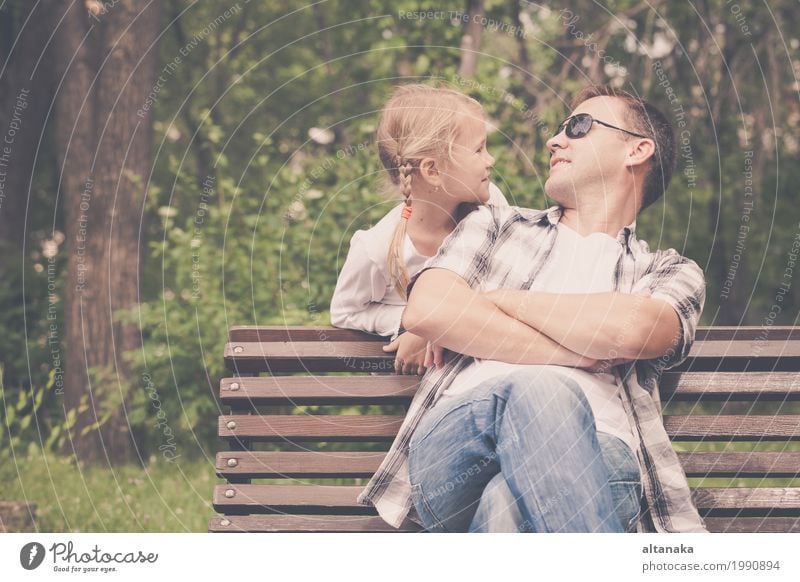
[[209, 326, 800, 533]]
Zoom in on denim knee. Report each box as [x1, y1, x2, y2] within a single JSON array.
[[500, 369, 592, 419]]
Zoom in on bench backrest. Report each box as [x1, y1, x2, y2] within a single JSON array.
[[209, 326, 800, 533]]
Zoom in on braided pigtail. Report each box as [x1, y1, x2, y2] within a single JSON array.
[[387, 158, 413, 299]]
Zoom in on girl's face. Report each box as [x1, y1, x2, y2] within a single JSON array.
[[438, 114, 495, 205]]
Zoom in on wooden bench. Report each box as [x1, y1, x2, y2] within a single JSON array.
[[208, 326, 800, 533]]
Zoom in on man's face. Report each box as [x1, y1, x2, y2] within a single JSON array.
[[544, 96, 633, 208]]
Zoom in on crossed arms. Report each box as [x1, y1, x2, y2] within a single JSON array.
[[401, 268, 683, 368]]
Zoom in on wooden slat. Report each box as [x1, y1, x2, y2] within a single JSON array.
[[690, 340, 800, 358], [208, 514, 422, 533], [228, 338, 796, 364], [218, 414, 800, 441], [661, 372, 800, 401], [217, 372, 800, 406], [219, 375, 420, 406], [212, 485, 800, 515], [678, 452, 800, 477], [676, 340, 800, 372], [695, 327, 800, 341], [212, 484, 369, 514], [215, 451, 385, 478], [693, 487, 800, 516], [229, 326, 385, 343], [214, 450, 800, 479], [229, 326, 800, 343], [219, 415, 404, 441], [223, 326, 800, 373], [224, 341, 395, 374], [224, 340, 800, 374], [664, 415, 800, 440], [208, 514, 800, 533], [703, 517, 800, 533]]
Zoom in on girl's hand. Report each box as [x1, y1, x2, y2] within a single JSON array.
[[382, 332, 430, 375], [424, 342, 445, 369], [580, 357, 634, 374]]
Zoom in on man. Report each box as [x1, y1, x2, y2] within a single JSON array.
[[356, 85, 707, 533]]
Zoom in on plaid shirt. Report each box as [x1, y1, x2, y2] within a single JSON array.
[[356, 204, 708, 533]]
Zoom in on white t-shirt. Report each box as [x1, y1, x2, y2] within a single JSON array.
[[330, 183, 509, 338], [437, 221, 638, 455]]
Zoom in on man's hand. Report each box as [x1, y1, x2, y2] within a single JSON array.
[[382, 332, 429, 375]]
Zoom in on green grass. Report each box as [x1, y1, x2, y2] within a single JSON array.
[[4, 438, 799, 532], [0, 449, 225, 532]]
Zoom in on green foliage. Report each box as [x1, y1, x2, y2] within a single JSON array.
[[0, 366, 79, 459], [2, 0, 798, 459], [108, 0, 800, 456]]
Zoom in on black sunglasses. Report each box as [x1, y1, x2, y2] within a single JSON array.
[[554, 113, 650, 140]]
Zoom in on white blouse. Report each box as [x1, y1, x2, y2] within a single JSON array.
[[330, 183, 509, 338]]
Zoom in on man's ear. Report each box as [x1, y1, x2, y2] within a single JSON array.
[[417, 157, 442, 188], [624, 138, 656, 169]]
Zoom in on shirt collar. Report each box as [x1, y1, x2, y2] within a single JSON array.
[[537, 205, 637, 249]]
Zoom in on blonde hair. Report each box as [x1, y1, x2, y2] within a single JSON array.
[[377, 84, 486, 299]]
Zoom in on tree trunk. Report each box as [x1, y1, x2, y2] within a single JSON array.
[[0, 1, 54, 255], [0, 1, 58, 389], [457, 0, 484, 78], [51, 0, 162, 464]]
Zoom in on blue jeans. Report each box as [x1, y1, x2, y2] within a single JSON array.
[[407, 368, 643, 533]]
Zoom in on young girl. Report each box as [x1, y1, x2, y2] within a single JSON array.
[[330, 84, 508, 375]]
